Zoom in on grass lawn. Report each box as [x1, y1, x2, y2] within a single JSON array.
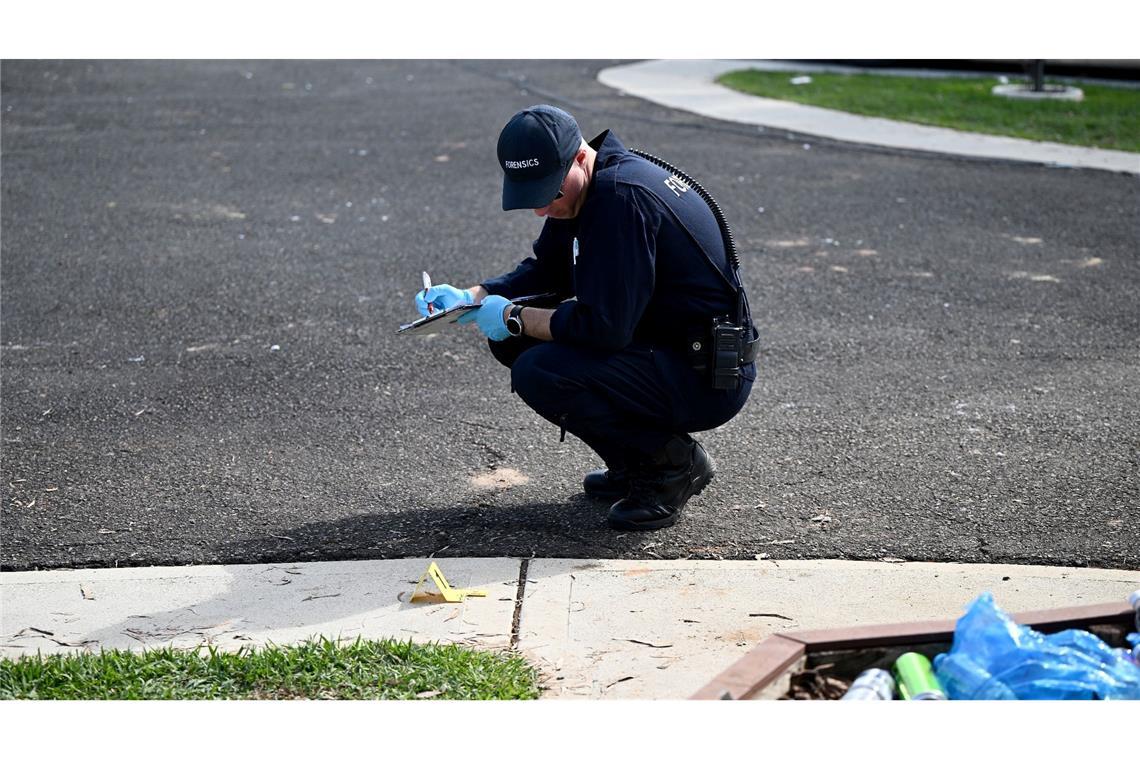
[[716, 69, 1140, 153], [0, 637, 542, 700]]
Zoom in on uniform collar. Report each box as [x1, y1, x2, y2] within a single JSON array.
[[588, 129, 626, 166], [563, 131, 627, 217]]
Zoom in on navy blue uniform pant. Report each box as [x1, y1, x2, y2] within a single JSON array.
[[488, 337, 754, 468]]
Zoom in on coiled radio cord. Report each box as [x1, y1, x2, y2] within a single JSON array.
[[630, 149, 750, 329]]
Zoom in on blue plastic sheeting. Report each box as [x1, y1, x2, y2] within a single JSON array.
[[933, 592, 1140, 700]]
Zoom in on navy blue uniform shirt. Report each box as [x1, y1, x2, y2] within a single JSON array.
[[482, 130, 744, 353]]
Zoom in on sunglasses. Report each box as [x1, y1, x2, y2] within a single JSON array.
[[552, 165, 575, 201]]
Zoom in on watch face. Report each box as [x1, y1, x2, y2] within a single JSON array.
[[506, 309, 524, 336]]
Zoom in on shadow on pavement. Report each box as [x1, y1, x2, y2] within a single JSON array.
[[223, 494, 654, 565]]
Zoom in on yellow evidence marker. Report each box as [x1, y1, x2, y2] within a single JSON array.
[[410, 561, 488, 603]]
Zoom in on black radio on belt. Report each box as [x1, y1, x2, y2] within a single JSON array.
[[686, 316, 746, 390], [710, 317, 746, 390]]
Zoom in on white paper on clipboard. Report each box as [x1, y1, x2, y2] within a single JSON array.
[[396, 293, 557, 336]]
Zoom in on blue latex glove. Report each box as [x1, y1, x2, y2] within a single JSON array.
[[456, 294, 512, 342], [415, 284, 474, 317]]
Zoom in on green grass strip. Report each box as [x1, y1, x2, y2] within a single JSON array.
[[716, 69, 1140, 153], [0, 637, 541, 700]]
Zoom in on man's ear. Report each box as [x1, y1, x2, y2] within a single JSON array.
[[576, 148, 588, 165]]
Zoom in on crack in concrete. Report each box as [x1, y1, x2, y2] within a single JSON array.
[[508, 558, 529, 649]]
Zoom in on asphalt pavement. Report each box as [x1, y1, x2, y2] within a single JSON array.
[[3, 60, 1138, 572]]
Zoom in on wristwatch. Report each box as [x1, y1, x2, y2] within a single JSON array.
[[505, 305, 526, 337]]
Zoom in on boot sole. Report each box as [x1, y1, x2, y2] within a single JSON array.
[[607, 464, 715, 531]]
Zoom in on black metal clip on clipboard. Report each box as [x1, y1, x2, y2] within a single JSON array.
[[396, 292, 557, 336]]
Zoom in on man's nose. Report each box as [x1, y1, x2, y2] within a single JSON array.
[[533, 206, 548, 218]]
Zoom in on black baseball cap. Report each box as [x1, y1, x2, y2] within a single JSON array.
[[497, 105, 582, 211]]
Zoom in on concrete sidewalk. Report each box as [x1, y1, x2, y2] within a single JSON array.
[[597, 60, 1140, 174], [3, 558, 1137, 698]]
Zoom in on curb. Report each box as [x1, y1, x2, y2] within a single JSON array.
[[7, 558, 1136, 699], [597, 60, 1140, 175]]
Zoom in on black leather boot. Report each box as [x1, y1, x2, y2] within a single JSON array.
[[583, 465, 631, 501], [607, 437, 715, 531]]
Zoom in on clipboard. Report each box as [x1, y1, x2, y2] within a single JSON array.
[[396, 292, 557, 335]]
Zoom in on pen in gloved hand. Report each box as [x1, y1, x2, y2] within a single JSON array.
[[422, 271, 433, 314]]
